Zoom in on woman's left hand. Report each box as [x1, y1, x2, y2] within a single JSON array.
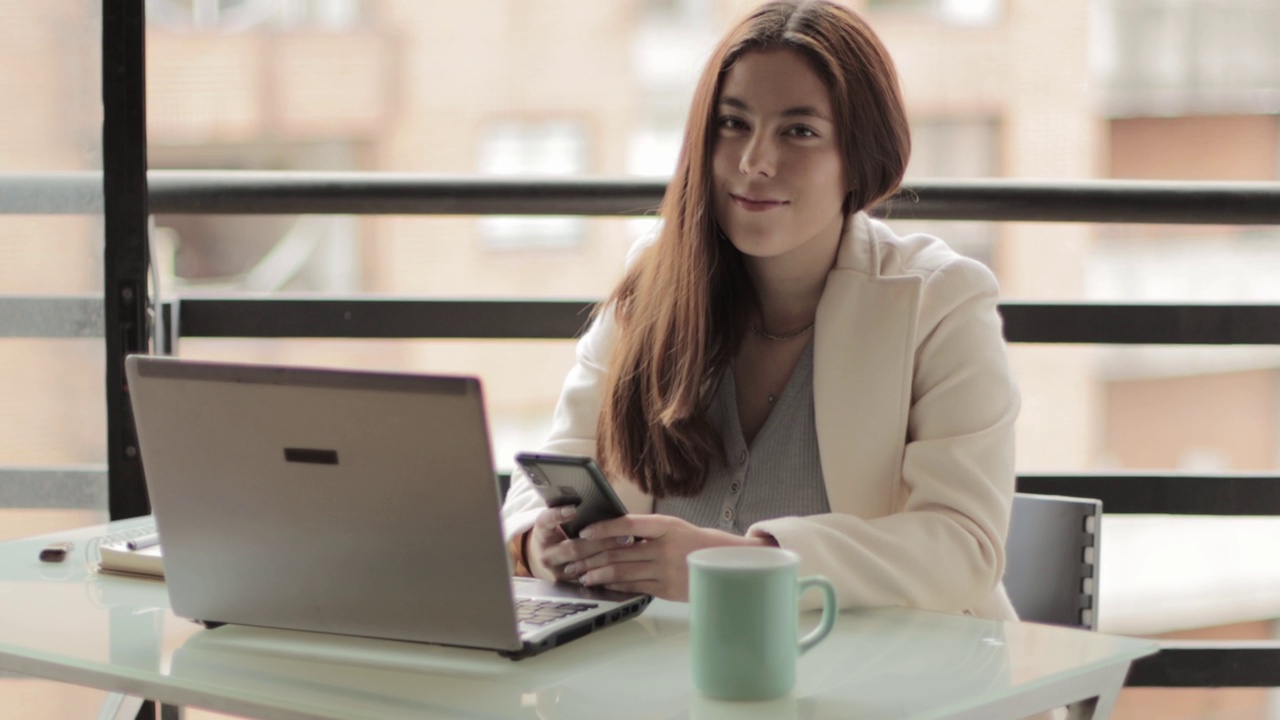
[[569, 514, 775, 601]]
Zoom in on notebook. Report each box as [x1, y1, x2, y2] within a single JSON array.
[[91, 522, 165, 579], [124, 354, 651, 660], [99, 541, 164, 578]]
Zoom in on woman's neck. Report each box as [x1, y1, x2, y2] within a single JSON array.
[[746, 219, 844, 334], [753, 272, 825, 334]]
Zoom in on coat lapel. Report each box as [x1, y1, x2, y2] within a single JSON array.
[[813, 214, 922, 519]]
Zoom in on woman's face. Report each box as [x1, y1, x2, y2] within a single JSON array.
[[711, 48, 848, 267]]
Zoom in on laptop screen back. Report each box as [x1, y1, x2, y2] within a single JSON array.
[[126, 356, 523, 652]]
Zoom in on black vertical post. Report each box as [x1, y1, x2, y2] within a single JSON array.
[[103, 0, 150, 521], [103, 8, 161, 719]]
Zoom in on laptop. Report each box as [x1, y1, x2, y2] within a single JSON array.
[[124, 354, 651, 660]]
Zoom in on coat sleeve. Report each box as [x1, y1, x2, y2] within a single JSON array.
[[500, 234, 657, 543], [500, 308, 620, 543], [749, 258, 1020, 612]]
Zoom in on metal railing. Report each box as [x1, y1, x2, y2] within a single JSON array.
[[5, 171, 1280, 688], [6, 171, 1280, 224]]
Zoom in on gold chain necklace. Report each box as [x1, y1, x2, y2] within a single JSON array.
[[749, 319, 815, 342]]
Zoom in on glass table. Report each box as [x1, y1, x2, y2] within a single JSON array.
[[0, 519, 1157, 720]]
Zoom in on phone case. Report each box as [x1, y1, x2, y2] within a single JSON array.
[[515, 452, 628, 538]]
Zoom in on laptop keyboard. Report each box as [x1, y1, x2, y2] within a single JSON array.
[[516, 598, 598, 626]]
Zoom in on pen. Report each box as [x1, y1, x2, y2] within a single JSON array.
[[126, 532, 160, 551]]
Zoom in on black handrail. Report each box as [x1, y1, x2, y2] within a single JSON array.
[[144, 173, 1280, 224], [170, 297, 1280, 346], [6, 171, 1280, 224]]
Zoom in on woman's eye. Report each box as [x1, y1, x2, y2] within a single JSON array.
[[787, 125, 818, 138], [718, 116, 747, 131]]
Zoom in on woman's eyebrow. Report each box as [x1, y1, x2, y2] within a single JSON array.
[[718, 96, 831, 121]]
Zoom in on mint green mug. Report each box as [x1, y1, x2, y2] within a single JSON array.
[[688, 547, 838, 701]]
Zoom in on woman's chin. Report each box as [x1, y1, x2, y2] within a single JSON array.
[[722, 229, 786, 258]]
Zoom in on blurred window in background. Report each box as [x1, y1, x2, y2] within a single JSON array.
[[146, 0, 365, 31], [477, 121, 589, 250], [1099, 0, 1280, 117], [0, 2, 110, 713], [867, 0, 1003, 25], [897, 118, 1001, 267]]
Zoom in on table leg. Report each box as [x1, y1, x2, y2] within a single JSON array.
[[1065, 668, 1126, 720], [95, 695, 184, 720], [96, 692, 142, 720], [138, 700, 185, 720]]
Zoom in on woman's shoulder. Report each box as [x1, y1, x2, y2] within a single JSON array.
[[862, 215, 998, 295], [864, 216, 972, 275]]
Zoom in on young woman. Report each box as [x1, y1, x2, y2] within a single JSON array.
[[502, 0, 1020, 619]]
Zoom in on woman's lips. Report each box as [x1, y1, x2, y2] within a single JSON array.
[[731, 194, 788, 212]]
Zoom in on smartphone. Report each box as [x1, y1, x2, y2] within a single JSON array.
[[514, 452, 628, 538]]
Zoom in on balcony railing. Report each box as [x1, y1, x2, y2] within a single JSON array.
[[4, 171, 1280, 689], [6, 171, 1280, 224]]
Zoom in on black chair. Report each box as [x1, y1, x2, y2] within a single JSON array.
[[1003, 493, 1102, 630]]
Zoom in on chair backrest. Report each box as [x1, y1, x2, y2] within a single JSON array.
[[1002, 493, 1101, 630]]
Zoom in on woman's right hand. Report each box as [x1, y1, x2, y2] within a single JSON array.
[[524, 505, 578, 583], [525, 505, 631, 584]]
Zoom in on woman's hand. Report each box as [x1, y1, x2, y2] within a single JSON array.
[[525, 506, 639, 584], [523, 506, 577, 583], [568, 515, 776, 601]]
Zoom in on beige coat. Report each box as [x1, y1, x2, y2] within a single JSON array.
[[502, 212, 1020, 620]]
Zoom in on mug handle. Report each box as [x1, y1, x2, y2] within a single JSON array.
[[797, 575, 837, 655]]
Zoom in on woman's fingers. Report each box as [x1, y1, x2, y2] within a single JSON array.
[[578, 555, 659, 587], [526, 506, 574, 581], [533, 505, 575, 533], [541, 534, 633, 568], [574, 517, 714, 601], [579, 513, 671, 541], [562, 541, 651, 577], [529, 506, 573, 557]]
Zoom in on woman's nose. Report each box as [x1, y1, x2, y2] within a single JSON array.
[[739, 134, 777, 177]]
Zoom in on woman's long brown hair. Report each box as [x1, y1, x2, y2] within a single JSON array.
[[597, 0, 911, 498]]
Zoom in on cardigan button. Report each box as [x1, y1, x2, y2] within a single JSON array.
[[722, 508, 734, 522], [737, 448, 748, 465], [730, 481, 740, 494]]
